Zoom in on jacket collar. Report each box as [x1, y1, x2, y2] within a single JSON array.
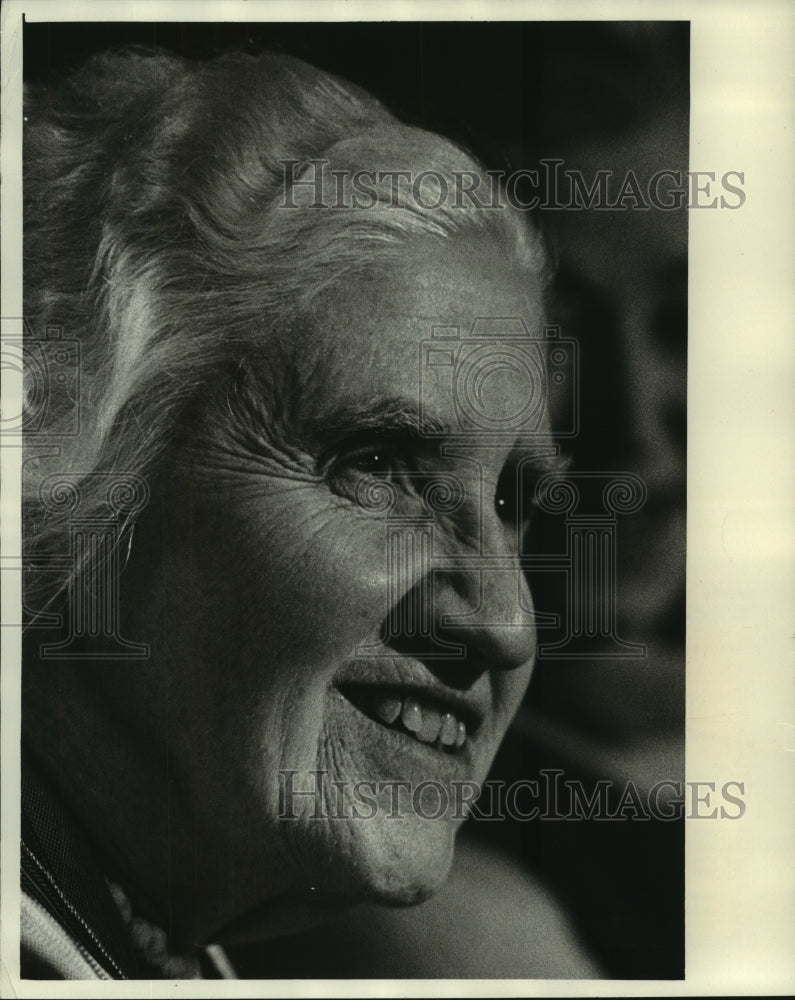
[[21, 751, 143, 979]]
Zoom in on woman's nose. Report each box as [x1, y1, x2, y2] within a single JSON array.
[[430, 508, 538, 673]]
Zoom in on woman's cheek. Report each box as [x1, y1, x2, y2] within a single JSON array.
[[240, 493, 409, 653]]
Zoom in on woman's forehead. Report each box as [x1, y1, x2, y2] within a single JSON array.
[[256, 241, 547, 433], [296, 237, 543, 352]]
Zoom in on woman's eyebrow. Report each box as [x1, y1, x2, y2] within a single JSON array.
[[302, 397, 450, 447]]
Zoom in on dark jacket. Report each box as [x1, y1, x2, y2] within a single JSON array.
[[21, 754, 232, 979]]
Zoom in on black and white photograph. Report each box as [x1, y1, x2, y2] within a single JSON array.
[[1, 0, 792, 994]]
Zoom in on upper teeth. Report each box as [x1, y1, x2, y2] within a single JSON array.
[[375, 694, 467, 748]]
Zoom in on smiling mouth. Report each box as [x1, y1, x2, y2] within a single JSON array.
[[336, 683, 481, 752]]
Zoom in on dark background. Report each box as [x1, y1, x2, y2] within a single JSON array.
[[24, 20, 688, 979]]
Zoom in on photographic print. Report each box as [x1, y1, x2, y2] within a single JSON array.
[[1, 1, 792, 995]]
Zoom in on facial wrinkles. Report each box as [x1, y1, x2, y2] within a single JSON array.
[[218, 358, 318, 474], [189, 355, 543, 692], [228, 394, 533, 683], [262, 272, 526, 599]]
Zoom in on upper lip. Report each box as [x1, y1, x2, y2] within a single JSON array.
[[334, 657, 489, 735]]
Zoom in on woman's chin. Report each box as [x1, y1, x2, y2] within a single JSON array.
[[366, 874, 444, 909], [303, 812, 459, 909]]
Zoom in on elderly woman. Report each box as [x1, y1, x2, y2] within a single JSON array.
[[21, 48, 583, 979]]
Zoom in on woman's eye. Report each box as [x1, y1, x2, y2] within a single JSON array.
[[346, 448, 398, 479], [325, 442, 418, 509], [495, 466, 518, 523], [495, 465, 544, 540]]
